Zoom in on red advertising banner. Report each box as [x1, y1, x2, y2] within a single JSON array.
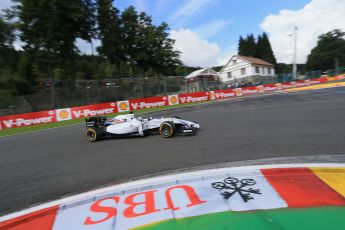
[[307, 78, 321, 85], [71, 102, 117, 119], [1, 74, 343, 130], [281, 82, 295, 89], [242, 86, 259, 95], [263, 83, 278, 92], [178, 92, 209, 104], [128, 96, 168, 110], [235, 88, 243, 96], [213, 89, 236, 99], [295, 79, 308, 87], [0, 110, 56, 129], [318, 77, 328, 83]]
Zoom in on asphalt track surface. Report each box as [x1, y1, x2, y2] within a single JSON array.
[[1, 86, 345, 215]]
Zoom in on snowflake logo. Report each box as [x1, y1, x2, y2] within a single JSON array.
[[211, 177, 261, 202]]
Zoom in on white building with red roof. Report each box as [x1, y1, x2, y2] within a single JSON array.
[[182, 68, 221, 92], [219, 55, 276, 84]]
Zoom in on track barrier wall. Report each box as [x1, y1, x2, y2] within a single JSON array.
[[0, 75, 344, 130]]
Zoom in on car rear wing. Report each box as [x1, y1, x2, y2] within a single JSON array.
[[85, 116, 107, 127]]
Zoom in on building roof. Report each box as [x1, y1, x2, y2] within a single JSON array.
[[185, 68, 218, 79], [220, 55, 274, 73], [236, 55, 274, 67]]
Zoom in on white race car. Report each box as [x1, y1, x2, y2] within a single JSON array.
[[85, 113, 200, 142]]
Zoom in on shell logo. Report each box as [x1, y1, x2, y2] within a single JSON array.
[[168, 95, 179, 105], [209, 91, 215, 100], [119, 102, 128, 110], [257, 85, 264, 93], [235, 88, 243, 96], [117, 100, 130, 112], [59, 110, 69, 119], [170, 96, 177, 104], [55, 108, 72, 121]]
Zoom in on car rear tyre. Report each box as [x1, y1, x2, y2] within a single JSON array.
[[159, 121, 176, 138], [86, 128, 100, 142]]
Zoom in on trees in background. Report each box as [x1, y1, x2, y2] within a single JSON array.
[[0, 16, 19, 105], [238, 33, 276, 66], [119, 6, 180, 75], [0, 0, 184, 110], [238, 34, 256, 57], [238, 30, 345, 74], [9, 0, 95, 61], [0, 16, 13, 50], [0, 16, 15, 72], [255, 33, 276, 66], [2, 0, 344, 109], [0, 0, 181, 89], [97, 0, 122, 66], [5, 0, 97, 86], [306, 29, 345, 71]]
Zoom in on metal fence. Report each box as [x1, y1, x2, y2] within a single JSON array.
[[277, 67, 345, 82], [0, 77, 183, 115], [1, 67, 344, 116]]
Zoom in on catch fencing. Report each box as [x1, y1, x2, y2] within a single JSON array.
[[0, 75, 344, 130]]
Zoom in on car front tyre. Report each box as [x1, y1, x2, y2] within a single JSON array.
[[159, 121, 176, 138]]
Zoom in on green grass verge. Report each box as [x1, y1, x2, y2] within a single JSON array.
[[0, 101, 206, 137], [139, 206, 345, 230]]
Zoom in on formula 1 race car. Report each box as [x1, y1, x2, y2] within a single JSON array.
[[85, 113, 200, 142]]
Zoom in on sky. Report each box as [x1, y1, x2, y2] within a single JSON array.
[[1, 0, 345, 67]]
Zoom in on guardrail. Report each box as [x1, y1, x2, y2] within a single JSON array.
[[0, 75, 344, 130]]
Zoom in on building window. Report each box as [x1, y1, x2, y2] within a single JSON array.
[[232, 59, 237, 65], [255, 66, 259, 74], [227, 72, 232, 79], [268, 68, 271, 74], [241, 68, 246, 75]]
